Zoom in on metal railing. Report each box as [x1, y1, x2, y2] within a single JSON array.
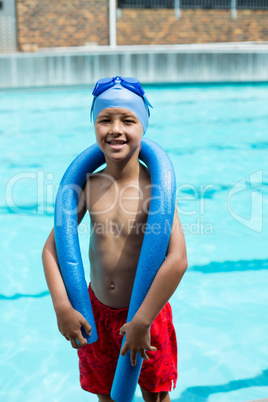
[[237, 0, 268, 8], [118, 0, 173, 7], [118, 0, 268, 9], [180, 0, 231, 8]]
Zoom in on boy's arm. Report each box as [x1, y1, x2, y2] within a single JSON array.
[[42, 187, 91, 349], [120, 204, 188, 366]]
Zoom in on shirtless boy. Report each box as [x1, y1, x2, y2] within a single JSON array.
[[42, 76, 188, 402]]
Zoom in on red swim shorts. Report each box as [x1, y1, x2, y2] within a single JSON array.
[[78, 286, 177, 395]]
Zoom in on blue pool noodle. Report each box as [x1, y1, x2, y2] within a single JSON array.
[[54, 143, 105, 343], [54, 138, 176, 401]]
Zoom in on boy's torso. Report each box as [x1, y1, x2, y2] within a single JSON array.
[[84, 163, 151, 309]]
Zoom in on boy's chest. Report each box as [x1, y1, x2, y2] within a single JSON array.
[[89, 182, 150, 234]]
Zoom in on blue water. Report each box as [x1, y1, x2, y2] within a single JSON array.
[[0, 84, 268, 402]]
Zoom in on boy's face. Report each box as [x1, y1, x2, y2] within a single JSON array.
[[94, 108, 143, 162]]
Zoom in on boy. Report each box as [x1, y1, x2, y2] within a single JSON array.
[[42, 76, 188, 402]]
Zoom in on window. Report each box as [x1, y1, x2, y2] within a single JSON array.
[[118, 0, 174, 8], [117, 0, 268, 9]]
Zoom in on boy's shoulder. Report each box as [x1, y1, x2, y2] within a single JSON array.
[[83, 168, 110, 197], [85, 168, 114, 188]]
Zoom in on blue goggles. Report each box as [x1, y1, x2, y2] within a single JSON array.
[[91, 76, 152, 120], [93, 76, 146, 98]]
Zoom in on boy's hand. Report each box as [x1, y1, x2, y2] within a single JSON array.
[[119, 317, 157, 366], [56, 305, 91, 349]]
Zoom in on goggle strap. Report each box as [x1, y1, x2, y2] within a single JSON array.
[[143, 95, 153, 117], [143, 95, 153, 109], [90, 97, 95, 122]]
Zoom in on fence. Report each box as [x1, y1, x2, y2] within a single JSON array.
[[118, 0, 268, 9]]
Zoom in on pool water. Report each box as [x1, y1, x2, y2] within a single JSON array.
[[0, 83, 268, 402]]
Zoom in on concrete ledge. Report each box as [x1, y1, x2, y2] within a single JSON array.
[[0, 42, 268, 88], [246, 399, 268, 402], [2, 42, 268, 56]]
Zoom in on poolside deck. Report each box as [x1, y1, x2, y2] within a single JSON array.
[[247, 399, 268, 402]]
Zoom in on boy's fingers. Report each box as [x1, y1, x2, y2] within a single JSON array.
[[120, 343, 128, 356], [139, 349, 149, 361], [76, 333, 88, 347], [131, 350, 137, 366], [148, 345, 157, 352], [119, 324, 126, 335], [143, 352, 149, 361], [81, 318, 92, 335], [70, 338, 80, 349], [138, 345, 157, 361]]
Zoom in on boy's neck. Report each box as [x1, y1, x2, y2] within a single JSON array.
[[104, 150, 141, 183]]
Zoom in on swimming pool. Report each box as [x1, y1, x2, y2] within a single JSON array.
[[0, 83, 268, 402]]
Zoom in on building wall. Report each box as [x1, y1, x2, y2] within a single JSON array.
[[16, 0, 268, 51], [16, 0, 109, 51], [117, 9, 268, 45]]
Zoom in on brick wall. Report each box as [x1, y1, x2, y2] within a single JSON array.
[[16, 0, 109, 51], [117, 9, 268, 45], [16, 0, 268, 51]]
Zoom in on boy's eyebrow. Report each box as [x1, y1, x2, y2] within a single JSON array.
[[98, 112, 138, 119]]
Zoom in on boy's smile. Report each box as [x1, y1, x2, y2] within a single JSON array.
[[95, 108, 143, 162], [106, 138, 127, 151]]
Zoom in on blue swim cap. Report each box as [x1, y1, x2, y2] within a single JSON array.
[[91, 77, 152, 134]]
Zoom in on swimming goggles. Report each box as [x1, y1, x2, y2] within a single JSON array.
[[91, 76, 152, 119]]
